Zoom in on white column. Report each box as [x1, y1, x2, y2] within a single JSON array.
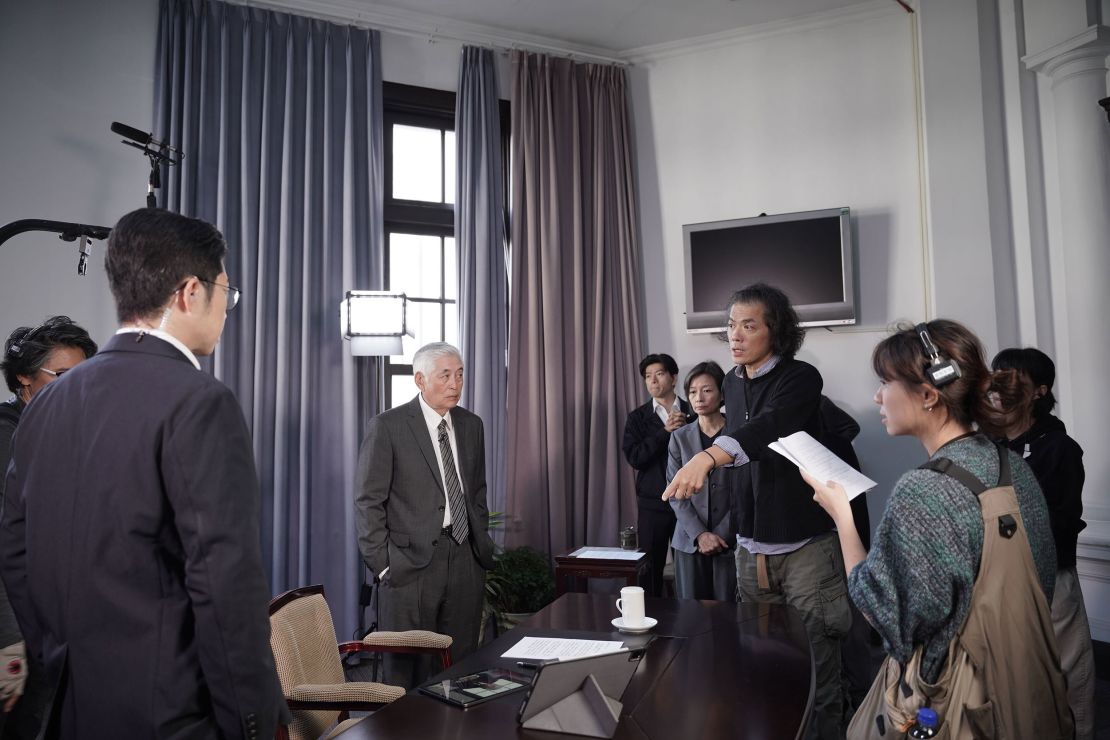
[[1025, 26, 1110, 638]]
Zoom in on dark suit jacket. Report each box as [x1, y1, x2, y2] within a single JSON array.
[[355, 396, 496, 586], [0, 334, 285, 739], [622, 398, 691, 512]]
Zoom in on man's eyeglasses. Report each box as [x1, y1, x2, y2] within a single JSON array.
[[39, 367, 68, 378], [197, 278, 242, 311]]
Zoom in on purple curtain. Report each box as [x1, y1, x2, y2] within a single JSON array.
[[155, 0, 384, 639], [456, 46, 508, 531], [505, 51, 643, 556]]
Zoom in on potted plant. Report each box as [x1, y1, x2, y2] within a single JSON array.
[[485, 545, 556, 632]]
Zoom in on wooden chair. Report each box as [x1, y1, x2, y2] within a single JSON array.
[[269, 584, 452, 740]]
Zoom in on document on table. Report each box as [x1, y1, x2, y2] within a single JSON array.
[[501, 637, 625, 662], [767, 431, 878, 500], [569, 547, 645, 560]]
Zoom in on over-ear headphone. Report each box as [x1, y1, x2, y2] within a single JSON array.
[[5, 323, 46, 359], [915, 322, 961, 387]]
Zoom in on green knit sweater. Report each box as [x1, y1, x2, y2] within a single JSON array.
[[848, 434, 1056, 682]]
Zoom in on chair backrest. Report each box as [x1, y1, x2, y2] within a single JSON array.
[[270, 588, 347, 740]]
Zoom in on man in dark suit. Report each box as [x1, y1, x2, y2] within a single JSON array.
[[0, 208, 286, 739], [355, 342, 496, 687], [622, 353, 689, 597]]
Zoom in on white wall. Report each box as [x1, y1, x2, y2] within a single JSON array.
[[629, 6, 928, 523], [0, 0, 158, 349], [0, 4, 507, 362]]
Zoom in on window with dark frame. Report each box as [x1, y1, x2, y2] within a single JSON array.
[[382, 82, 509, 410]]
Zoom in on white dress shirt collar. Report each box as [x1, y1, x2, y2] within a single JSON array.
[[417, 392, 454, 434], [115, 327, 202, 370]]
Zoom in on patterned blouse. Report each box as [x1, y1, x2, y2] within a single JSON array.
[[848, 434, 1056, 682]]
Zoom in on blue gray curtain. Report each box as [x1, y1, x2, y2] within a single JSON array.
[[505, 51, 643, 556], [455, 47, 508, 529], [155, 0, 384, 638]]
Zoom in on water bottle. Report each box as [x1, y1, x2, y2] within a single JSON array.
[[908, 707, 939, 738]]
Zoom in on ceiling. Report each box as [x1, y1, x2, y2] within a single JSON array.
[[338, 0, 884, 55]]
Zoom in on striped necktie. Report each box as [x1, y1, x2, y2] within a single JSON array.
[[437, 419, 469, 545]]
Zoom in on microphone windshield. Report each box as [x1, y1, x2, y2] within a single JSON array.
[[111, 121, 152, 146]]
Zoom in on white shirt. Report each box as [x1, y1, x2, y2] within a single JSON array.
[[114, 327, 201, 370], [652, 396, 681, 425], [417, 393, 465, 529]]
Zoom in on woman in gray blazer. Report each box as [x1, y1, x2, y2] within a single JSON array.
[[667, 361, 736, 601]]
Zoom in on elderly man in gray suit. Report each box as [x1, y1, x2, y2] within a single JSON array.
[[355, 342, 496, 686]]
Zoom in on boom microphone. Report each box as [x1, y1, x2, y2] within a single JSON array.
[[111, 121, 177, 152]]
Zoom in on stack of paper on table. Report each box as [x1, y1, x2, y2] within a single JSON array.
[[569, 547, 645, 560], [767, 431, 878, 500], [501, 637, 625, 661]]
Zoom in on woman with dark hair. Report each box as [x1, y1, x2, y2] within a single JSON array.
[[803, 321, 1070, 737], [666, 360, 735, 601], [992, 347, 1093, 740], [0, 315, 96, 736], [664, 283, 850, 740]]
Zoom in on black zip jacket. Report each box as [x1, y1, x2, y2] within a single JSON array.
[[723, 358, 835, 542], [1003, 415, 1085, 568]]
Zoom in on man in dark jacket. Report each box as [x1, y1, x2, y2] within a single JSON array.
[[0, 209, 286, 739], [665, 284, 851, 740], [623, 353, 689, 597]]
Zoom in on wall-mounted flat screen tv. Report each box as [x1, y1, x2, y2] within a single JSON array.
[[683, 207, 857, 332]]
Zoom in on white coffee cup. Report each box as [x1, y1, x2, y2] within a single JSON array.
[[615, 586, 645, 627]]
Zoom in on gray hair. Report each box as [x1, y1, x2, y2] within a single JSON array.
[[412, 342, 463, 377]]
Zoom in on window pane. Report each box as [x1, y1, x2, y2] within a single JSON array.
[[390, 374, 415, 409], [444, 131, 456, 205], [397, 301, 443, 364], [390, 233, 442, 299], [444, 302, 458, 348], [444, 237, 457, 300], [392, 124, 442, 202]]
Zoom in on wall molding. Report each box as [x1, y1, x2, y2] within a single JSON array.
[[224, 0, 627, 64], [622, 0, 901, 64], [1023, 24, 1110, 73], [222, 0, 904, 67]]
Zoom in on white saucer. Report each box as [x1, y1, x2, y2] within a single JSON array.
[[611, 616, 657, 634]]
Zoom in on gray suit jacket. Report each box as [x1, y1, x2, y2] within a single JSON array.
[[666, 421, 736, 554], [355, 396, 496, 586]]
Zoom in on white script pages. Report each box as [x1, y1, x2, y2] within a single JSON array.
[[767, 431, 877, 500]]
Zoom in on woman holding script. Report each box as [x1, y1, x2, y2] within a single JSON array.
[[802, 320, 1069, 737]]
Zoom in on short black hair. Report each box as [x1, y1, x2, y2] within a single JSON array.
[[105, 208, 227, 323], [2, 316, 98, 393], [992, 347, 1057, 420], [726, 282, 805, 358], [639, 353, 678, 377], [684, 360, 725, 401]]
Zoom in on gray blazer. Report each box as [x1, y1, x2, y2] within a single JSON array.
[[355, 396, 497, 586], [666, 421, 735, 554]]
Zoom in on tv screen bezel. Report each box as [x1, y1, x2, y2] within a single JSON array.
[[682, 206, 857, 332]]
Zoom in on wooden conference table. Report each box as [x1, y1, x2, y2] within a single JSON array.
[[336, 593, 815, 740]]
